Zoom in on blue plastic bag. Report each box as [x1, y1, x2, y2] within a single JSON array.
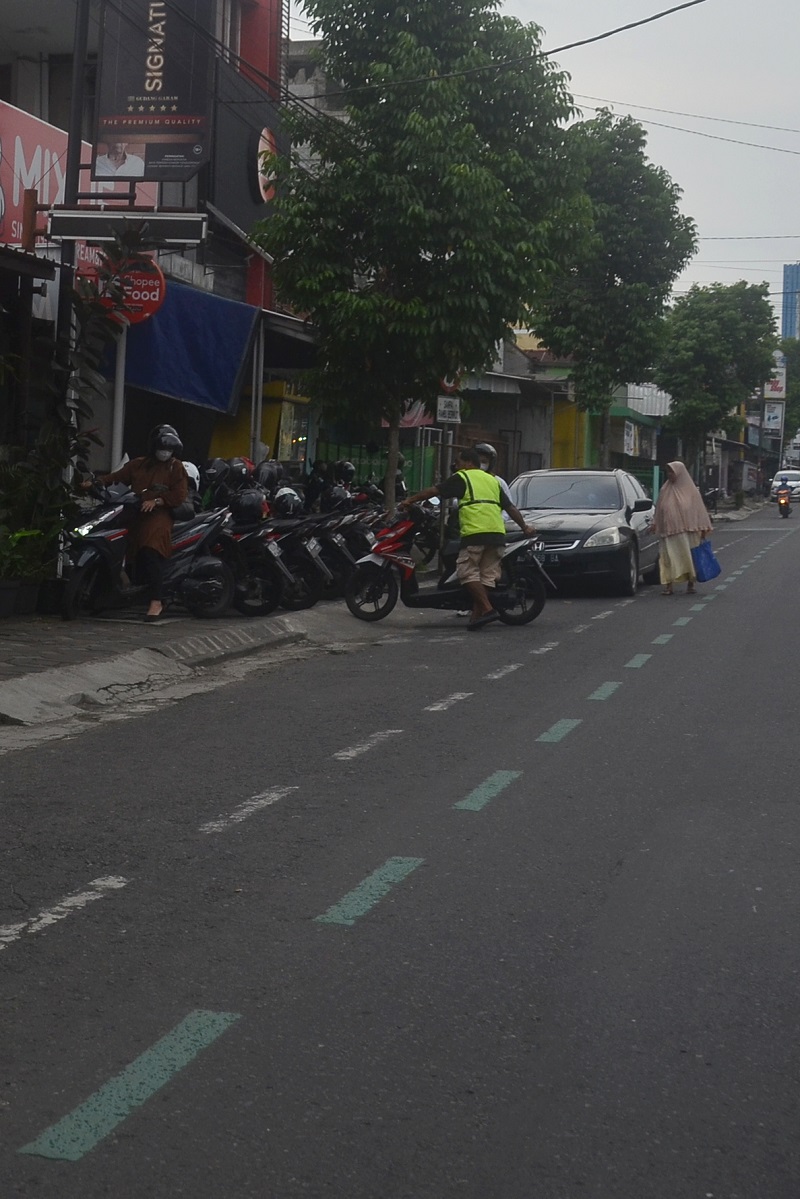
[[691, 539, 721, 583]]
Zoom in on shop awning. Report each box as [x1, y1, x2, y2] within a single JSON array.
[[125, 282, 260, 414]]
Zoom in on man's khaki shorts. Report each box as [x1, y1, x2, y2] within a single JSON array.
[[456, 544, 503, 587]]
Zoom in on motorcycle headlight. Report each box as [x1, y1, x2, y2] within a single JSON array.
[[584, 526, 622, 548]]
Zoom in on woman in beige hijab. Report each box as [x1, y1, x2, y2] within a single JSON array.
[[650, 461, 713, 595]]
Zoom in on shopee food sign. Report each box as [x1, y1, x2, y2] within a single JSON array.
[[0, 101, 157, 246]]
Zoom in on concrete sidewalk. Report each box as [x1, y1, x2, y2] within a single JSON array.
[[0, 607, 309, 726]]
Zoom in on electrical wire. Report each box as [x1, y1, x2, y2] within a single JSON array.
[[575, 104, 800, 157], [303, 0, 710, 101], [572, 94, 800, 137]]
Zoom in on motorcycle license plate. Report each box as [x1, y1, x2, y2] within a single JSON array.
[[365, 532, 376, 545], [307, 537, 321, 553], [333, 534, 346, 546], [267, 541, 282, 557]]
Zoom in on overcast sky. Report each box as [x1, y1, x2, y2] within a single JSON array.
[[288, 0, 800, 323]]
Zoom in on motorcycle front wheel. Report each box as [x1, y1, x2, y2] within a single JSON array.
[[279, 560, 324, 611], [61, 558, 105, 620], [495, 569, 546, 625], [233, 556, 283, 617], [345, 563, 399, 621], [183, 562, 235, 618]]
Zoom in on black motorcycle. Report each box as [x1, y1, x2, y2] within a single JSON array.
[[62, 485, 236, 620]]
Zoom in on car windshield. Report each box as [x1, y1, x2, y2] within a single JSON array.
[[510, 474, 620, 510], [774, 473, 800, 482]]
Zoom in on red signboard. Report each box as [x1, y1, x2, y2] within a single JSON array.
[[0, 100, 157, 247]]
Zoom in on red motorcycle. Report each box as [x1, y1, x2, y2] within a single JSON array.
[[344, 505, 551, 624]]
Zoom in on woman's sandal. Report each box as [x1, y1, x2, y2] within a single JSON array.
[[687, 584, 696, 595], [661, 586, 673, 596]]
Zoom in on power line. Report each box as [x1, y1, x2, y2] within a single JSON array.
[[699, 236, 800, 241], [304, 0, 709, 101], [573, 94, 800, 137], [576, 104, 800, 157]]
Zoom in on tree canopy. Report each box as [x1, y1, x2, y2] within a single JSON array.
[[655, 281, 778, 463], [529, 110, 696, 459], [253, 0, 587, 490]]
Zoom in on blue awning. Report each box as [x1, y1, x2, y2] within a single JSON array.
[[125, 282, 260, 414]]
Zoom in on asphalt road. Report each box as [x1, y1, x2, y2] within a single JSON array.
[[1, 519, 799, 1198]]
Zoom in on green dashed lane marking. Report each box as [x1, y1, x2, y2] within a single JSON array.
[[454, 771, 522, 812], [19, 1010, 240, 1161], [537, 719, 582, 743], [587, 682, 621, 701], [715, 584, 727, 590], [625, 654, 651, 668], [673, 617, 692, 626], [704, 594, 717, 601], [652, 634, 673, 645], [315, 857, 424, 927]]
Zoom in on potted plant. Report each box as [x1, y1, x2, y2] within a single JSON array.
[[0, 526, 50, 615]]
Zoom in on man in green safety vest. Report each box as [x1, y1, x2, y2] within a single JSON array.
[[402, 446, 536, 631]]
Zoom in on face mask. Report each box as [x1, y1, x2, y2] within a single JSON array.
[[479, 462, 489, 471], [155, 449, 173, 462]]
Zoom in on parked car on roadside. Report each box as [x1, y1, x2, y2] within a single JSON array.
[[769, 470, 800, 502], [507, 469, 659, 595]]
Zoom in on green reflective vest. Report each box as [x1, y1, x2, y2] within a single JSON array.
[[457, 470, 506, 537]]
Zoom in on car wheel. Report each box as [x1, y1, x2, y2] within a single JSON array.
[[616, 544, 639, 596]]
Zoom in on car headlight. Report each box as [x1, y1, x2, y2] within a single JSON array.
[[584, 526, 622, 548]]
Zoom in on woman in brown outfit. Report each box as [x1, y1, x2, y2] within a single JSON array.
[[84, 425, 188, 620]]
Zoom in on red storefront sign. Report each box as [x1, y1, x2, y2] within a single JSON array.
[[0, 100, 157, 247]]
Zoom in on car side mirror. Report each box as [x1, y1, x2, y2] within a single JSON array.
[[632, 499, 653, 513]]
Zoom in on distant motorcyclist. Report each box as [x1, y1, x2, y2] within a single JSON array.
[[776, 475, 792, 503]]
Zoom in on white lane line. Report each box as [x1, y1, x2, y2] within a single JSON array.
[[0, 876, 129, 952], [573, 624, 590, 634], [592, 610, 614, 620], [530, 641, 560, 655], [425, 692, 473, 712], [199, 786, 299, 833], [332, 730, 404, 760], [485, 664, 524, 680]]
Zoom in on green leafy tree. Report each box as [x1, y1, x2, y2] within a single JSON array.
[[655, 281, 778, 471], [779, 337, 800, 445], [530, 111, 696, 466], [253, 0, 586, 499]]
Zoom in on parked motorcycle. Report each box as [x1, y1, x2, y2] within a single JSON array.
[[61, 485, 236, 620], [344, 505, 552, 624]]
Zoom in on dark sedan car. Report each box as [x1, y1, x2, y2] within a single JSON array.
[[508, 469, 659, 594]]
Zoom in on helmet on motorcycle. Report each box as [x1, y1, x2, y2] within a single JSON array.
[[272, 486, 304, 517], [254, 460, 282, 491], [474, 442, 497, 472], [183, 461, 200, 491], [227, 457, 252, 488], [230, 489, 266, 524], [148, 424, 183, 461], [321, 484, 351, 513], [334, 459, 356, 484], [202, 457, 230, 485]]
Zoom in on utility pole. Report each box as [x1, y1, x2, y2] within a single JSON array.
[[55, 0, 92, 363]]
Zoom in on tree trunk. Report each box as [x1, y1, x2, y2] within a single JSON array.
[[598, 407, 611, 470], [383, 409, 400, 512]]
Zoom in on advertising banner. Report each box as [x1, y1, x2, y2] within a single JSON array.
[[764, 400, 785, 436], [0, 101, 156, 247], [94, 0, 214, 182]]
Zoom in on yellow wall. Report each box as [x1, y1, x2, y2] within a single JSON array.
[[552, 399, 587, 467], [208, 401, 282, 460], [208, 381, 309, 460]]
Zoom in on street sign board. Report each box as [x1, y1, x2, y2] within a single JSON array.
[[437, 395, 461, 423], [48, 210, 207, 245]]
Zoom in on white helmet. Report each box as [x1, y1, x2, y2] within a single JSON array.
[[183, 460, 200, 491]]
